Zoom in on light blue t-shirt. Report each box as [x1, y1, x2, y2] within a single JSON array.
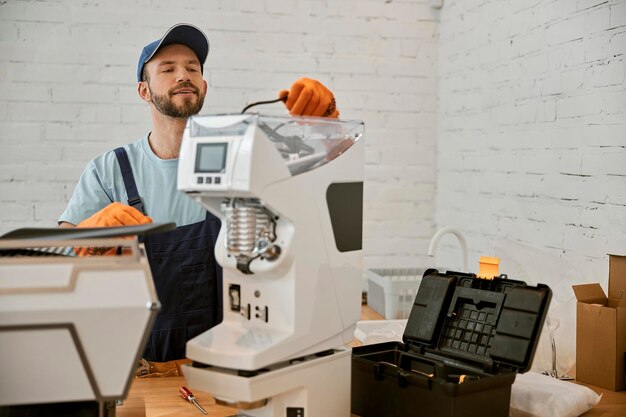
[[59, 136, 207, 227]]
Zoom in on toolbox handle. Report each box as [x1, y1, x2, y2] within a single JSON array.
[[399, 353, 444, 375], [397, 368, 432, 389], [373, 362, 385, 381], [373, 361, 433, 389], [398, 353, 444, 389]]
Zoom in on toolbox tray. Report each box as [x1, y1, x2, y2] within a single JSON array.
[[352, 269, 552, 417]]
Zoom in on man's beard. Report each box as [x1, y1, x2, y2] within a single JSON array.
[[149, 82, 205, 118]]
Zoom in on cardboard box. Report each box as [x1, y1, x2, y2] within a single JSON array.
[[573, 255, 626, 391]]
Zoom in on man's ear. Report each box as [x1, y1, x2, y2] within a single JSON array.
[[202, 80, 207, 95], [138, 81, 151, 102]]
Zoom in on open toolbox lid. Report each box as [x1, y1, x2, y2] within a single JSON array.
[[402, 269, 551, 374], [0, 223, 176, 240]]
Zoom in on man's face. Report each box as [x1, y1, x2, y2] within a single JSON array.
[[141, 43, 207, 118]]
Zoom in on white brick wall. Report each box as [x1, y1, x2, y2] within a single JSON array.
[[436, 0, 626, 279], [0, 0, 439, 272]]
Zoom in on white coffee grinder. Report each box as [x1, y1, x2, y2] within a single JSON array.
[[178, 114, 364, 416]]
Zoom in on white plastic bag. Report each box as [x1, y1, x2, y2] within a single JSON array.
[[493, 238, 601, 377], [510, 372, 601, 417], [354, 320, 407, 345]]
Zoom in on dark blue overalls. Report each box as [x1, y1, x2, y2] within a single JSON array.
[[114, 147, 222, 362]]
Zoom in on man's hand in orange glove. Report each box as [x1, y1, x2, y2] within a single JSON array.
[[77, 202, 152, 228], [75, 202, 152, 256], [279, 78, 339, 118]]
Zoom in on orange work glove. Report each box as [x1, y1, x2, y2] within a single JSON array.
[[74, 202, 152, 256], [279, 78, 340, 118], [77, 202, 152, 228]]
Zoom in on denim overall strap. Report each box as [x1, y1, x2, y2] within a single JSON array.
[[114, 147, 146, 215]]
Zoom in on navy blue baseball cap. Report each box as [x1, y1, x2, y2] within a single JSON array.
[[137, 23, 209, 82]]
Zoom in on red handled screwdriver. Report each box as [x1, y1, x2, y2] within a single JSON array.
[[179, 386, 207, 415]]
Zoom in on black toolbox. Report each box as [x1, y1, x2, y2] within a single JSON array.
[[352, 269, 551, 417]]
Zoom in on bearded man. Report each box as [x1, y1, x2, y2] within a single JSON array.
[[58, 23, 341, 376]]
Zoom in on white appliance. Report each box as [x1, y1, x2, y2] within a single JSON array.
[[178, 114, 364, 416], [0, 224, 170, 416]]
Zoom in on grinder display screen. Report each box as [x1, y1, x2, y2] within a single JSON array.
[[195, 143, 227, 173]]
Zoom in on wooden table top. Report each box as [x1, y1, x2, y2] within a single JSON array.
[[117, 305, 626, 417], [577, 382, 626, 417], [117, 376, 234, 417]]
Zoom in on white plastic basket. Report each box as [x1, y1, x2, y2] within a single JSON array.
[[366, 268, 427, 319]]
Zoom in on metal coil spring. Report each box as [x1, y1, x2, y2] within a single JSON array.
[[223, 202, 272, 258]]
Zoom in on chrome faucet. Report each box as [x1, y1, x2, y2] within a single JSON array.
[[427, 227, 468, 272]]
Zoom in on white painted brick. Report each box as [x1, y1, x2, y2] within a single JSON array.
[[560, 67, 586, 92], [557, 93, 603, 117], [101, 65, 135, 85], [219, 0, 265, 13], [258, 34, 304, 54], [210, 70, 276, 89], [601, 89, 626, 114], [0, 121, 44, 141], [371, 220, 434, 241], [557, 0, 579, 18], [0, 219, 53, 236], [0, 145, 62, 164], [8, 1, 70, 23], [1, 83, 51, 102], [546, 14, 586, 45], [315, 57, 378, 75], [266, 0, 297, 15], [579, 0, 610, 11], [379, 144, 435, 166], [16, 21, 71, 44], [43, 122, 77, 141], [391, 3, 437, 23], [0, 164, 29, 183], [590, 58, 626, 86], [65, 24, 122, 48], [509, 0, 542, 14], [79, 106, 122, 124], [70, 123, 138, 143], [365, 165, 436, 183], [586, 4, 611, 33], [117, 86, 144, 105], [517, 28, 547, 56], [553, 40, 587, 71], [0, 22, 19, 42], [380, 183, 436, 203], [0, 202, 34, 222], [2, 182, 67, 203], [58, 141, 107, 159], [0, 42, 38, 63], [538, 1, 559, 24], [2, 62, 98, 84], [349, 1, 391, 19], [33, 201, 70, 222], [120, 107, 150, 127], [610, 1, 626, 28], [608, 30, 626, 57], [26, 163, 86, 182], [582, 147, 626, 175], [302, 36, 335, 55], [8, 102, 80, 123], [52, 84, 117, 104], [509, 9, 535, 37]]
